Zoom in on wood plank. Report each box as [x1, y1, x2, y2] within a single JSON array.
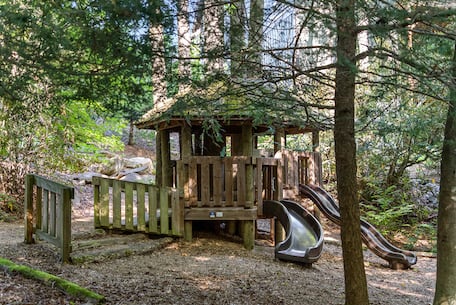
[[93, 180, 100, 228], [213, 161, 222, 206], [49, 192, 56, 237], [245, 162, 254, 208], [224, 158, 233, 206], [34, 175, 73, 196], [276, 159, 283, 201], [125, 182, 134, 230], [42, 190, 49, 234], [184, 207, 257, 220], [176, 160, 185, 199], [36, 187, 42, 231], [60, 187, 72, 263], [148, 186, 158, 233], [160, 188, 169, 234], [137, 183, 146, 232], [112, 180, 122, 229], [55, 195, 62, 240], [35, 230, 60, 248], [200, 160, 210, 206], [237, 159, 246, 207], [188, 159, 198, 206], [171, 188, 183, 236], [24, 175, 35, 243], [256, 159, 264, 216], [100, 178, 110, 227]]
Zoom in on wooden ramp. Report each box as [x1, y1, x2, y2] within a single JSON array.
[[70, 232, 174, 264]]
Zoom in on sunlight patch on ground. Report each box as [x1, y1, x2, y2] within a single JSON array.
[[194, 256, 211, 262]]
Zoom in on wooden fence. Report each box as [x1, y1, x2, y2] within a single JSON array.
[[92, 177, 183, 236], [279, 150, 322, 190], [24, 174, 74, 263], [176, 156, 283, 218], [177, 156, 255, 209]]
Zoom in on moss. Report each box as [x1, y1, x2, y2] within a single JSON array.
[[0, 257, 105, 303]]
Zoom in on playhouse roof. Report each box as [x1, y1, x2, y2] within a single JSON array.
[[136, 81, 331, 134]]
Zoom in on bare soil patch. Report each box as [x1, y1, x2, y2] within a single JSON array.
[[0, 214, 435, 305]]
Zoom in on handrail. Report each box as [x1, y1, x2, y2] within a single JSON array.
[[24, 174, 74, 263]]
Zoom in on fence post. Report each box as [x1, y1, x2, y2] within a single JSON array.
[[93, 176, 101, 228], [24, 174, 35, 244], [60, 187, 72, 263]]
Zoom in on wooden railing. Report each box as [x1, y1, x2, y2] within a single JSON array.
[[24, 174, 74, 263], [92, 177, 183, 236], [278, 150, 322, 190], [176, 157, 283, 217], [177, 156, 256, 209]]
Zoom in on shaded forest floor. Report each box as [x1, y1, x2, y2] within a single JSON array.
[[0, 215, 436, 305]]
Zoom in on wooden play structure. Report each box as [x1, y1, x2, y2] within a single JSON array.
[[24, 99, 324, 262], [131, 100, 324, 249]]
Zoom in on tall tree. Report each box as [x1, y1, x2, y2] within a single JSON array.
[[333, 0, 369, 304], [203, 0, 224, 74], [434, 40, 456, 305]]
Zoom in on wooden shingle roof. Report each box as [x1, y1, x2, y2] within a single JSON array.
[[136, 81, 331, 134]]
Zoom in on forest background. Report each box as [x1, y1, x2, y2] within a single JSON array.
[[0, 1, 455, 305]]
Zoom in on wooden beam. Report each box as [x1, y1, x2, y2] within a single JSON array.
[[184, 207, 257, 220]]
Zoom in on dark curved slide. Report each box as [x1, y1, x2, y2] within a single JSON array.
[[300, 184, 417, 269], [263, 200, 324, 264]]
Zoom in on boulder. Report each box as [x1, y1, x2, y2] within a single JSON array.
[[119, 173, 155, 184]]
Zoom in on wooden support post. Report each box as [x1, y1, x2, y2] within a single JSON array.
[[242, 124, 255, 249], [242, 220, 255, 250], [227, 221, 237, 235], [184, 221, 192, 241], [24, 174, 35, 244], [60, 187, 72, 263], [274, 128, 286, 153], [156, 129, 162, 187], [231, 134, 243, 156], [312, 131, 323, 185], [312, 130, 320, 153], [160, 188, 169, 234], [161, 130, 173, 187]]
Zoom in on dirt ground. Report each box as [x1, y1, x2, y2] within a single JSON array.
[[0, 213, 436, 305]]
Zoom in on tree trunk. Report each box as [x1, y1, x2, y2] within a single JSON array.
[[127, 119, 135, 146], [230, 0, 247, 76], [177, 0, 191, 86], [149, 0, 167, 108], [334, 1, 369, 304], [247, 0, 264, 76], [203, 0, 224, 74], [433, 41, 456, 305]]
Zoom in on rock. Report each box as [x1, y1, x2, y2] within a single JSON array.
[[72, 172, 106, 185], [411, 181, 439, 208], [119, 173, 154, 184], [124, 157, 152, 169]]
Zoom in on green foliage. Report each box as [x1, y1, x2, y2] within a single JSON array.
[[0, 192, 18, 221], [0, 0, 152, 165], [361, 184, 413, 231], [360, 176, 436, 240]]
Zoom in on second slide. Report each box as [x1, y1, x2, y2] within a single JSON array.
[[300, 184, 417, 269]]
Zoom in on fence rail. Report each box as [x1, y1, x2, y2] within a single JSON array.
[[92, 177, 183, 236], [177, 156, 257, 209], [24, 174, 74, 263]]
